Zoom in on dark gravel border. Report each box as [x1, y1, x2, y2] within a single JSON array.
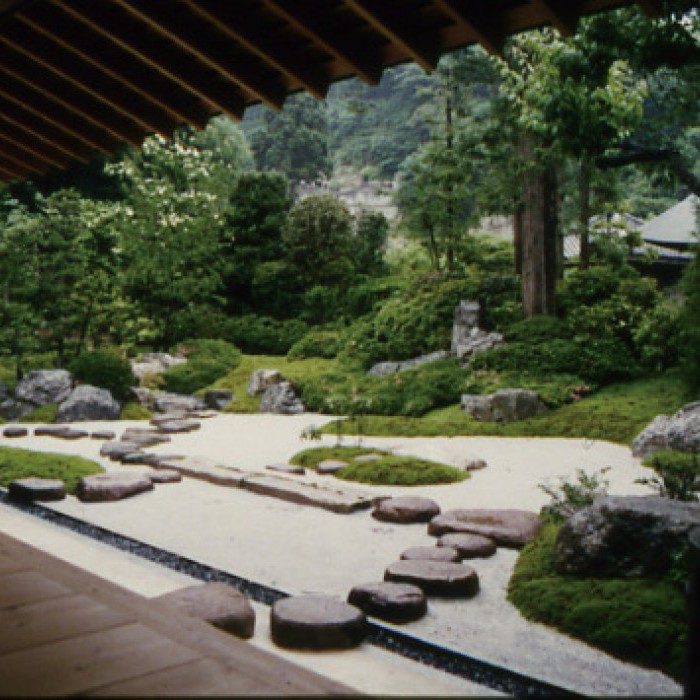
[[0, 490, 580, 698]]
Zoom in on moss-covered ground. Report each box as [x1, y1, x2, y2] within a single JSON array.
[[507, 521, 688, 683], [0, 446, 103, 494], [290, 445, 467, 486]]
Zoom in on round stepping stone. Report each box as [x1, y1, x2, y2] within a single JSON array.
[[155, 583, 255, 639], [8, 478, 66, 502], [91, 430, 115, 441], [3, 426, 28, 438], [372, 496, 441, 524], [437, 533, 497, 559], [77, 472, 154, 502], [353, 453, 383, 462], [270, 595, 366, 649], [384, 560, 479, 598], [147, 468, 182, 484], [348, 582, 427, 623], [317, 459, 348, 475], [400, 545, 460, 562], [156, 419, 201, 434], [266, 463, 305, 476], [428, 508, 543, 548], [464, 458, 488, 471]]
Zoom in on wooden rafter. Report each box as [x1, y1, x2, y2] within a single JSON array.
[[433, 0, 505, 57], [0, 125, 69, 170], [532, 0, 579, 37], [0, 140, 47, 176], [186, 0, 329, 100]]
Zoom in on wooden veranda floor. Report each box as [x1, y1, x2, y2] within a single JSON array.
[[0, 532, 354, 696]]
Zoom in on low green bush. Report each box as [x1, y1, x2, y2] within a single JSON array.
[[0, 446, 102, 494], [505, 315, 572, 343], [632, 299, 683, 372], [287, 330, 342, 360], [172, 338, 242, 368], [162, 359, 228, 395], [219, 315, 308, 355], [119, 402, 152, 420], [508, 522, 687, 683], [68, 349, 136, 400], [18, 403, 58, 424], [639, 450, 700, 501]]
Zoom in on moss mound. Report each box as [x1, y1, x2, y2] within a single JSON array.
[[507, 522, 688, 683], [0, 446, 102, 494], [290, 446, 467, 486]]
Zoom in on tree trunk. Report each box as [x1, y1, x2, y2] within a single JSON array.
[[513, 199, 523, 276], [519, 135, 558, 318], [579, 154, 591, 270]]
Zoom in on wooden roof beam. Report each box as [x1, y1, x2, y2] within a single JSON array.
[[186, 0, 330, 100], [0, 126, 69, 170], [115, 0, 287, 110], [59, 0, 245, 120], [531, 0, 579, 37], [16, 6, 210, 131], [433, 0, 506, 57], [344, 0, 441, 71], [0, 139, 48, 176], [265, 0, 382, 86]]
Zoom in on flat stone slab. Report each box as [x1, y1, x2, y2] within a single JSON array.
[[100, 441, 142, 461], [353, 454, 383, 462], [266, 463, 305, 476], [271, 595, 366, 649], [55, 428, 90, 440], [155, 583, 255, 639], [119, 452, 152, 465], [77, 472, 154, 502], [373, 496, 441, 524], [150, 412, 188, 425], [384, 560, 479, 597], [156, 419, 201, 434], [3, 426, 28, 438], [348, 582, 427, 623], [120, 432, 171, 448], [428, 508, 543, 548], [317, 459, 348, 475], [91, 430, 115, 440], [400, 545, 460, 562], [241, 474, 375, 514], [146, 468, 182, 484], [8, 478, 66, 501], [34, 425, 71, 437], [437, 533, 497, 559], [464, 458, 488, 471], [156, 457, 245, 487]]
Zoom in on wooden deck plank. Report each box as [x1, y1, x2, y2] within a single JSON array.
[[0, 569, 72, 609], [0, 593, 132, 654]]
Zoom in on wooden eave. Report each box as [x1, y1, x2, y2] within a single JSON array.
[[0, 0, 660, 182]]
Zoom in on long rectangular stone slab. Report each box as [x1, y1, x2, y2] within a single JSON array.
[[155, 458, 245, 488]]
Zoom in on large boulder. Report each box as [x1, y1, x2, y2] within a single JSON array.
[[14, 369, 73, 406], [451, 300, 504, 362], [153, 391, 206, 414], [554, 495, 700, 578], [461, 389, 546, 423], [56, 385, 121, 422], [247, 369, 285, 397], [0, 399, 35, 420], [131, 352, 186, 382], [259, 381, 305, 414], [632, 402, 700, 458], [204, 389, 234, 410]]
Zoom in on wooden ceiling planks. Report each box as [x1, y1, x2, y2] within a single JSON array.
[[0, 0, 655, 183]]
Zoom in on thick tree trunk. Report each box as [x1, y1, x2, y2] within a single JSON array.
[[519, 135, 558, 318], [513, 199, 523, 276]]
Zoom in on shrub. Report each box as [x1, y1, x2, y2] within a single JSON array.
[[505, 315, 572, 344], [162, 359, 228, 395], [19, 403, 58, 424], [68, 349, 135, 401], [219, 315, 308, 355], [639, 450, 700, 501], [538, 467, 610, 521], [287, 330, 342, 360], [680, 249, 700, 395], [119, 402, 152, 420], [632, 298, 683, 372], [172, 338, 242, 368], [558, 266, 621, 311]]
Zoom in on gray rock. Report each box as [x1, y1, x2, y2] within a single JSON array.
[[373, 496, 441, 524], [384, 560, 479, 597], [632, 402, 700, 458], [77, 472, 154, 502], [461, 389, 546, 423], [348, 582, 427, 623], [0, 383, 9, 401], [0, 399, 35, 420], [204, 389, 234, 410], [8, 478, 66, 501], [155, 583, 255, 639], [15, 369, 72, 406], [3, 426, 28, 438], [35, 425, 72, 438], [400, 546, 461, 562], [367, 351, 451, 377], [121, 430, 171, 448], [259, 381, 305, 414], [247, 369, 285, 397], [100, 440, 143, 460], [91, 430, 116, 441], [155, 419, 201, 434], [451, 300, 504, 362], [54, 428, 89, 440], [56, 385, 120, 423], [147, 468, 182, 484], [464, 458, 488, 471], [131, 352, 186, 382], [153, 391, 206, 414], [554, 495, 700, 577], [317, 460, 348, 475], [437, 533, 497, 559], [266, 463, 305, 475], [271, 595, 366, 649]]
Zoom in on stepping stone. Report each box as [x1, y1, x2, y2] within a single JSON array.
[[150, 413, 188, 426], [270, 595, 366, 649], [119, 451, 151, 465], [156, 419, 201, 434], [400, 545, 460, 562], [372, 496, 441, 524], [384, 560, 479, 598], [266, 463, 305, 476], [34, 425, 70, 437], [56, 429, 89, 440], [317, 459, 348, 475], [77, 472, 154, 502], [155, 583, 255, 639], [121, 432, 171, 448], [354, 454, 383, 462], [100, 441, 142, 460], [149, 454, 187, 467], [3, 426, 28, 438], [8, 478, 66, 501], [437, 533, 497, 559], [147, 468, 182, 484], [347, 582, 427, 623], [464, 458, 488, 471], [91, 430, 115, 440], [428, 509, 543, 548]]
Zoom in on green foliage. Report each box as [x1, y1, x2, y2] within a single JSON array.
[[18, 403, 59, 424], [680, 243, 700, 395], [558, 266, 622, 311], [68, 349, 136, 401], [639, 450, 700, 501], [287, 330, 342, 360], [507, 523, 688, 682], [632, 298, 684, 372], [0, 446, 102, 494], [172, 339, 242, 368], [354, 211, 389, 275], [505, 315, 572, 343], [219, 316, 308, 356], [539, 467, 611, 521], [162, 360, 227, 395], [118, 402, 152, 420], [289, 446, 467, 486]]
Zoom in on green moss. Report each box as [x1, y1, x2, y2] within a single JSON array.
[[289, 446, 467, 486], [508, 522, 688, 682], [118, 402, 152, 420], [0, 446, 102, 494], [19, 403, 59, 424]]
